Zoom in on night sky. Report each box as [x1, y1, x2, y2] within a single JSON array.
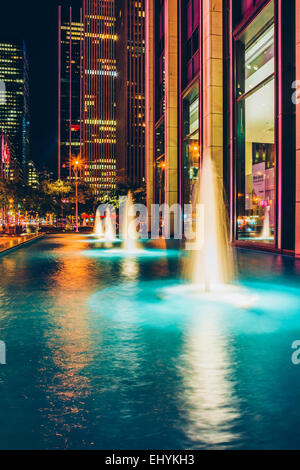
[[1, 0, 82, 174]]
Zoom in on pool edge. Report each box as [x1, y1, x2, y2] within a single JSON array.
[[0, 234, 45, 256]]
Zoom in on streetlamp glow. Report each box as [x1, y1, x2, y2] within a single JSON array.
[[71, 156, 83, 233]]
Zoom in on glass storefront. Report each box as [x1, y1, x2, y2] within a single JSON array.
[[235, 0, 275, 244], [181, 0, 200, 90], [155, 0, 165, 121], [182, 85, 199, 205]]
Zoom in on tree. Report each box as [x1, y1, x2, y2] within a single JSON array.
[[22, 187, 56, 219], [43, 179, 72, 222], [97, 173, 146, 209]]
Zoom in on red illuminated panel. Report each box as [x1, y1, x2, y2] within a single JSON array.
[[1, 135, 10, 164]]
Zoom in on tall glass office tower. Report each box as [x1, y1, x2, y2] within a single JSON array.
[[58, 6, 83, 179], [0, 40, 29, 171], [115, 0, 146, 187], [82, 0, 117, 196]]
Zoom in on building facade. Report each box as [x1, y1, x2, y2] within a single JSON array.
[[0, 40, 29, 171], [115, 0, 146, 186], [27, 160, 39, 189], [82, 0, 117, 196], [58, 6, 83, 180], [146, 0, 300, 256]]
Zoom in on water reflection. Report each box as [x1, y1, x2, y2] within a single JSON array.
[[121, 257, 139, 281], [1, 234, 300, 449], [178, 311, 241, 448], [43, 249, 96, 440]]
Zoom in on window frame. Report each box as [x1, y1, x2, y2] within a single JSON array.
[[232, 0, 279, 249]]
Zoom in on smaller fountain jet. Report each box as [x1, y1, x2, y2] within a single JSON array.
[[104, 208, 116, 242], [122, 191, 139, 252], [94, 207, 104, 238], [261, 205, 271, 240]]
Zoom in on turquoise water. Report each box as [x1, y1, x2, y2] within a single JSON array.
[[0, 234, 300, 450]]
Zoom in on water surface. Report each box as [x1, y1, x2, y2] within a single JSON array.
[[0, 234, 300, 450]]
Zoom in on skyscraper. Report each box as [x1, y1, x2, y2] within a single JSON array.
[[0, 40, 29, 171], [82, 0, 117, 196], [58, 6, 83, 179], [115, 0, 146, 186]]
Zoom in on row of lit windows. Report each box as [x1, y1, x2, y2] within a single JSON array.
[[97, 58, 116, 64], [61, 142, 81, 146], [85, 69, 117, 77], [1, 110, 23, 119], [88, 163, 116, 169], [84, 173, 116, 177], [0, 58, 22, 63], [85, 138, 116, 144], [0, 67, 22, 73], [86, 15, 115, 21], [85, 170, 115, 176], [0, 111, 23, 115], [0, 91, 23, 95], [61, 25, 83, 30], [0, 45, 20, 51], [85, 32, 117, 41], [65, 35, 82, 42], [93, 138, 116, 144], [84, 123, 116, 132], [0, 79, 24, 84], [84, 119, 116, 126]]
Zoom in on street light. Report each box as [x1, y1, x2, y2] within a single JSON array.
[[71, 156, 83, 233]]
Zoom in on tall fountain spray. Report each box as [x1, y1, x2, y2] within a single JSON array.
[[94, 207, 104, 238], [161, 156, 254, 307], [122, 192, 138, 252], [188, 156, 235, 291], [104, 208, 116, 241]]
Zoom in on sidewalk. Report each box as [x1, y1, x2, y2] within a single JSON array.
[[0, 233, 43, 254]]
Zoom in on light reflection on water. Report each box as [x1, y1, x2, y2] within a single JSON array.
[[121, 257, 139, 281], [0, 234, 300, 449], [178, 314, 241, 448], [44, 254, 96, 436]]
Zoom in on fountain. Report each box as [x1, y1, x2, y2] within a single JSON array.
[[162, 155, 255, 308], [122, 191, 139, 252], [261, 205, 271, 239], [187, 155, 235, 291], [94, 207, 104, 238], [104, 208, 116, 242]]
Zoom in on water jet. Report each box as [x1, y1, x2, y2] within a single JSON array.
[[94, 207, 104, 238], [187, 155, 235, 292], [122, 191, 139, 253]]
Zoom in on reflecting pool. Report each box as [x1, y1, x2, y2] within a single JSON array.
[[0, 234, 300, 449]]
